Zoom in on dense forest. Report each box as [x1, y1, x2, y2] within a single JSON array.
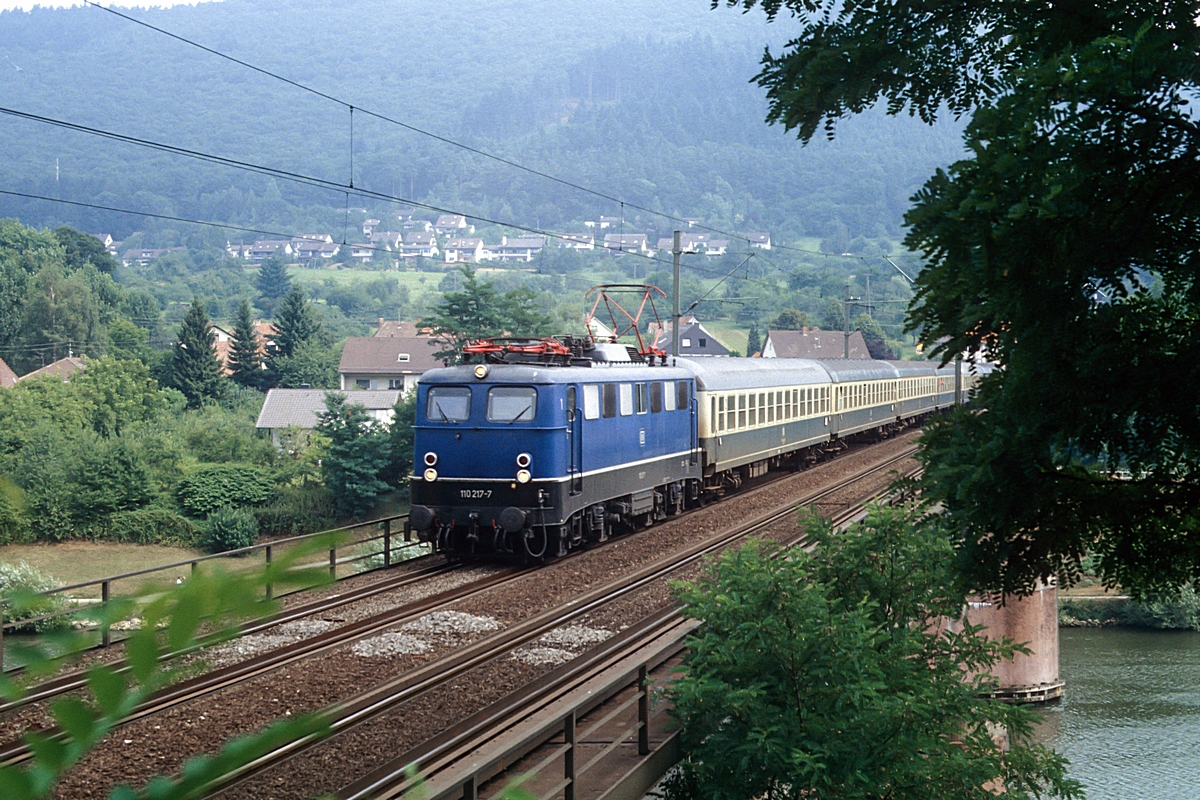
[[0, 0, 964, 247]]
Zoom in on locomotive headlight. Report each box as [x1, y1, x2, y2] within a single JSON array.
[[516, 469, 531, 484], [423, 468, 438, 482], [473, 364, 489, 379], [515, 452, 532, 469], [424, 452, 438, 467]]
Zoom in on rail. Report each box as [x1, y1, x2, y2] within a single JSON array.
[[0, 512, 420, 670]]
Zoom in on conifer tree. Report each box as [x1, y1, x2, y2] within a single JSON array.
[[317, 393, 390, 517], [170, 297, 224, 408], [273, 285, 320, 359], [255, 255, 291, 316], [228, 299, 262, 389], [746, 324, 761, 357]]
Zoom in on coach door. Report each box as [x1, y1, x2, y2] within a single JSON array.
[[567, 386, 583, 496]]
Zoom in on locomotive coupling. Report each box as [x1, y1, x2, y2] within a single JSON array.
[[410, 505, 434, 531]]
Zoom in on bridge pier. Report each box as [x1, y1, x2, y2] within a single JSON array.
[[965, 580, 1064, 703]]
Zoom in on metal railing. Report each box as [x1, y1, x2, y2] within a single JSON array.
[[1, 513, 421, 670]]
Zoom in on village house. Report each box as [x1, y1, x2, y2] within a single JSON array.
[[656, 233, 707, 253], [362, 219, 381, 237], [256, 389, 400, 449], [20, 356, 88, 381], [652, 316, 730, 357], [394, 207, 417, 222], [602, 233, 649, 255], [598, 215, 620, 229], [247, 240, 294, 262], [292, 239, 341, 264], [121, 247, 186, 268], [211, 321, 278, 374], [443, 238, 485, 263], [761, 327, 870, 359], [398, 231, 438, 260], [402, 219, 434, 233], [434, 214, 474, 236], [91, 233, 118, 255], [704, 239, 729, 257], [370, 230, 403, 249], [338, 335, 442, 393], [347, 243, 381, 264], [486, 235, 545, 263], [556, 233, 594, 250], [743, 232, 772, 250], [0, 357, 17, 388], [373, 319, 432, 338]]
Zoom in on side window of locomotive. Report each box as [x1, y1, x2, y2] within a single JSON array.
[[601, 384, 617, 418], [566, 386, 577, 421], [619, 383, 633, 416], [583, 385, 600, 420], [635, 382, 648, 414], [426, 386, 471, 422], [650, 382, 663, 413], [664, 382, 677, 411], [676, 381, 689, 411], [487, 386, 537, 423]]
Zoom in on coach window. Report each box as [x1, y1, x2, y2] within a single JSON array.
[[718, 396, 726, 431], [727, 396, 736, 430], [583, 384, 600, 420], [487, 386, 537, 423], [602, 384, 617, 418], [635, 382, 648, 414], [767, 393, 775, 423], [738, 394, 746, 428], [426, 386, 471, 422], [748, 393, 757, 426], [792, 389, 799, 418], [619, 383, 633, 416], [650, 381, 663, 413], [676, 381, 689, 411]]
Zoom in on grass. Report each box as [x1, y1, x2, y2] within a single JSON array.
[[0, 541, 207, 598]]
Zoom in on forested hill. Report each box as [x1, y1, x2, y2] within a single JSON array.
[[0, 0, 964, 245]]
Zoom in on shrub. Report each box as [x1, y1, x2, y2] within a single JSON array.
[[201, 507, 260, 554], [1059, 586, 1200, 630], [85, 508, 200, 547], [0, 562, 68, 633], [253, 487, 336, 537], [177, 464, 276, 517], [0, 476, 31, 545]]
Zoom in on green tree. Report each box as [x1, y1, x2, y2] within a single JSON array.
[[770, 308, 808, 330], [722, 0, 1200, 594], [268, 340, 339, 389], [316, 392, 391, 517], [52, 226, 118, 275], [385, 391, 418, 486], [169, 298, 224, 409], [72, 356, 166, 437], [71, 439, 156, 525], [668, 504, 1080, 800], [228, 299, 263, 389], [255, 255, 291, 316], [272, 285, 320, 359], [855, 313, 896, 360], [745, 323, 761, 356], [427, 267, 511, 360], [17, 265, 106, 370]]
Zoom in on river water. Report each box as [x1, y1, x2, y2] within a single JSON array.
[[1036, 627, 1200, 799]]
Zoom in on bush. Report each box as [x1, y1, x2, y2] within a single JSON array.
[[0, 562, 68, 633], [253, 487, 336, 537], [0, 476, 31, 545], [1060, 586, 1200, 630], [177, 464, 276, 517], [201, 507, 260, 554], [84, 508, 200, 547]]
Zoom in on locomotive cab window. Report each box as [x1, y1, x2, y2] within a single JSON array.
[[567, 386, 577, 419], [487, 386, 537, 423], [650, 382, 663, 413], [427, 386, 471, 422], [664, 383, 677, 412], [583, 385, 600, 420], [619, 383, 633, 416], [676, 381, 689, 411]]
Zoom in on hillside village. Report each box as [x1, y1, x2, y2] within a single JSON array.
[[104, 213, 772, 269]]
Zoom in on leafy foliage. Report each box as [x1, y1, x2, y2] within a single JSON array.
[[427, 267, 555, 360], [84, 509, 199, 547], [253, 486, 336, 538], [0, 562, 66, 634], [668, 504, 1080, 800], [317, 393, 391, 517], [201, 506, 260, 554], [176, 465, 275, 518]]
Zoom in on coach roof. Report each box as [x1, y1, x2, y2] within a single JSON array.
[[677, 356, 831, 391]]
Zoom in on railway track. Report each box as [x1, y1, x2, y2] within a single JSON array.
[[196, 447, 918, 798], [336, 462, 916, 800]]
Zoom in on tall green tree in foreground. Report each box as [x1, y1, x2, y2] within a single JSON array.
[[254, 255, 290, 316], [316, 393, 390, 517], [170, 298, 224, 408], [272, 285, 319, 359], [227, 299, 263, 389], [428, 267, 555, 362], [724, 0, 1200, 595], [668, 504, 1080, 800]]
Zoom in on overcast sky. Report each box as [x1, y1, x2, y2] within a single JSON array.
[[0, 1, 215, 11]]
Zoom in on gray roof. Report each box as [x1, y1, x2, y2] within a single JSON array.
[[654, 320, 730, 356], [256, 389, 400, 429], [339, 336, 443, 374], [764, 329, 870, 359], [679, 357, 830, 392], [0, 356, 17, 388]]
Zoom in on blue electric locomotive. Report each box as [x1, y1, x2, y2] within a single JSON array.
[[409, 338, 973, 560]]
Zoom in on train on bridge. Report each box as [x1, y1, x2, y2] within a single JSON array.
[[408, 335, 984, 560]]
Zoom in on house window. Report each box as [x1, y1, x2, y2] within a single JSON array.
[[583, 385, 600, 420], [681, 338, 691, 347], [388, 379, 404, 390], [650, 382, 663, 413], [602, 384, 617, 418], [635, 383, 648, 414], [619, 384, 633, 416], [356, 379, 371, 389], [699, 337, 707, 348], [397, 353, 410, 362]]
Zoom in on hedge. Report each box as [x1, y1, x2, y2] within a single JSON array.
[[254, 487, 336, 537], [176, 464, 275, 517], [83, 508, 200, 547], [201, 507, 259, 554]]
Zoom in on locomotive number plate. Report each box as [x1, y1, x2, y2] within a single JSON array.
[[460, 489, 494, 499]]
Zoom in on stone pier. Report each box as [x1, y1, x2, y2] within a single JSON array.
[[965, 580, 1064, 703]]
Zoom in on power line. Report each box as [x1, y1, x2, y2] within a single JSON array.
[[79, 0, 835, 256]]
